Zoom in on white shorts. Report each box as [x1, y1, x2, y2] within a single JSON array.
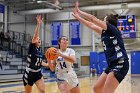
[[56, 71, 79, 89]]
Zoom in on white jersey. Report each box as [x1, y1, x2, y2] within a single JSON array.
[[56, 48, 79, 89], [56, 48, 75, 73]]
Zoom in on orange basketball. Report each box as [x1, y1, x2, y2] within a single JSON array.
[[45, 47, 58, 60]]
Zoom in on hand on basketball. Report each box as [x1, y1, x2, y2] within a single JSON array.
[[52, 49, 61, 56], [36, 15, 43, 24], [45, 47, 59, 60]]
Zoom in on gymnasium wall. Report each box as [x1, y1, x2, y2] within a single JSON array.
[[46, 12, 93, 74], [7, 8, 93, 74], [6, 6, 140, 75], [0, 4, 4, 31]]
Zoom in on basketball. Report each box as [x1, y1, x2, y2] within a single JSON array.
[[45, 47, 58, 60]]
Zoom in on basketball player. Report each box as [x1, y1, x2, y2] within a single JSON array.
[[23, 15, 48, 93], [72, 1, 129, 93], [48, 36, 81, 93]]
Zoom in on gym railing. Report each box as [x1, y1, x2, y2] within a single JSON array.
[[1, 31, 49, 74]]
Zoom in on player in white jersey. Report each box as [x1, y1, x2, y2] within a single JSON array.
[[48, 36, 81, 93]]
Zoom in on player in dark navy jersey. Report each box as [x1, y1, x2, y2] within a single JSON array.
[[73, 1, 129, 93], [23, 15, 48, 93]]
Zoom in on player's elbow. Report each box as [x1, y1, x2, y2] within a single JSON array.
[[71, 59, 76, 63], [71, 56, 76, 62], [91, 16, 96, 22]]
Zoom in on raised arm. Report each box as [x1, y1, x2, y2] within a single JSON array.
[[75, 1, 107, 30], [73, 9, 103, 35], [41, 61, 49, 67], [32, 15, 43, 43]]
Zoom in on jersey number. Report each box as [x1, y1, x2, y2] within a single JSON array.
[[59, 62, 67, 69], [35, 58, 41, 66]]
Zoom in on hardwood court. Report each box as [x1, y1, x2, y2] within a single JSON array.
[[0, 75, 138, 93]]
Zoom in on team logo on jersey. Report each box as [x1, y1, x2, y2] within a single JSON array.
[[57, 58, 64, 61]]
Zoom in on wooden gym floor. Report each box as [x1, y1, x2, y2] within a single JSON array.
[[0, 75, 139, 93]]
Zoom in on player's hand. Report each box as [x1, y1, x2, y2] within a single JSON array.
[[52, 48, 62, 56], [72, 8, 79, 18], [75, 1, 79, 12], [36, 15, 43, 24], [51, 48, 58, 54]]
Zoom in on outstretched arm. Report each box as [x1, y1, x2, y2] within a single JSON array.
[[41, 61, 49, 67], [75, 1, 107, 30], [48, 60, 56, 72], [32, 15, 43, 43], [73, 9, 103, 35]]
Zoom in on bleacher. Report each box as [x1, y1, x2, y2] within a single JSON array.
[[0, 31, 51, 83], [0, 31, 31, 82]]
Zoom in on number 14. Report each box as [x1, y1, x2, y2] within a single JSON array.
[[59, 62, 67, 69]]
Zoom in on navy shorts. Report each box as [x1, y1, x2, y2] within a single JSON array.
[[104, 58, 129, 83], [23, 70, 43, 86]]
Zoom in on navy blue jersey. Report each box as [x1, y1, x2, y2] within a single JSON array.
[[27, 43, 43, 70], [101, 23, 128, 62]]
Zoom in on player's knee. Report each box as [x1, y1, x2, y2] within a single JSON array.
[[59, 87, 69, 93], [63, 89, 69, 93], [39, 89, 45, 93], [60, 88, 69, 93]]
